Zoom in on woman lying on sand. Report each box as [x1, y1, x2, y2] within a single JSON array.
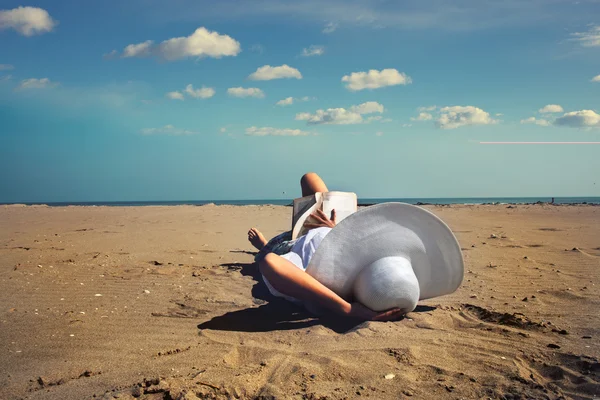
[[247, 173, 406, 321]]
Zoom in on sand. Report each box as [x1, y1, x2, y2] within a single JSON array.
[[0, 204, 598, 400]]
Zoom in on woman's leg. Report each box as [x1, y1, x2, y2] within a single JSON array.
[[248, 172, 327, 250], [248, 228, 267, 250], [301, 172, 329, 197]]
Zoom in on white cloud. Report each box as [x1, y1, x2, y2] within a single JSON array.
[[591, 75, 600, 83], [16, 78, 58, 90], [375, 131, 384, 137], [166, 91, 185, 100], [276, 96, 314, 106], [0, 6, 57, 36], [402, 124, 413, 128], [0, 64, 14, 71], [140, 124, 199, 135], [350, 101, 384, 114], [570, 25, 600, 48], [119, 27, 241, 61], [436, 106, 498, 129], [301, 45, 325, 57], [276, 97, 294, 106], [103, 50, 118, 60], [227, 87, 265, 98], [158, 27, 241, 60], [341, 68, 411, 91], [245, 126, 311, 136], [418, 106, 436, 112], [411, 112, 433, 121], [554, 110, 600, 128], [296, 101, 384, 125], [184, 84, 215, 99], [220, 127, 227, 133], [538, 104, 564, 113], [520, 117, 551, 127], [296, 109, 362, 125], [322, 22, 338, 34], [248, 64, 302, 80], [495, 113, 504, 117], [123, 40, 154, 58]]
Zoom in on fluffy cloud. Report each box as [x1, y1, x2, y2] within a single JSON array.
[[245, 126, 311, 136], [538, 104, 563, 113], [103, 50, 118, 60], [140, 125, 199, 135], [227, 87, 265, 98], [418, 106, 436, 112], [301, 45, 325, 57], [119, 27, 240, 61], [296, 109, 362, 125], [554, 110, 600, 128], [411, 112, 433, 121], [341, 68, 411, 91], [275, 96, 314, 106], [435, 106, 498, 129], [276, 97, 294, 106], [0, 6, 57, 36], [570, 25, 600, 48], [184, 84, 215, 99], [520, 117, 551, 127], [166, 91, 184, 100], [592, 75, 600, 83], [350, 101, 384, 114], [248, 65, 302, 80], [123, 41, 153, 58], [16, 78, 58, 90], [0, 64, 14, 71], [322, 22, 338, 34], [296, 101, 384, 125], [158, 27, 240, 60]]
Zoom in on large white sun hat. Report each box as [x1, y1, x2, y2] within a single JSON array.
[[305, 203, 464, 312]]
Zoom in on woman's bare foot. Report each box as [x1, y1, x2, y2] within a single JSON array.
[[248, 228, 268, 250]]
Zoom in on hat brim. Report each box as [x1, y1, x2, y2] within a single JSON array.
[[305, 203, 464, 301]]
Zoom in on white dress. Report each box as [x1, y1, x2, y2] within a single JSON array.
[[262, 227, 332, 303]]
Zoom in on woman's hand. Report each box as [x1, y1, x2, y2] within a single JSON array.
[[304, 209, 337, 229], [345, 302, 406, 321]]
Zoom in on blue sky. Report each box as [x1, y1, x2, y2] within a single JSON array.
[[1, 0, 599, 202]]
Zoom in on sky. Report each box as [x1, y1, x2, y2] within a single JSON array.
[[1, 0, 599, 203]]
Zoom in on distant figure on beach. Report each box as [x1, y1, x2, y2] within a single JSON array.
[[551, 197, 555, 204], [248, 173, 404, 321], [247, 172, 464, 321]]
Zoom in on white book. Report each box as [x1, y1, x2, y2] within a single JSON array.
[[291, 191, 358, 240]]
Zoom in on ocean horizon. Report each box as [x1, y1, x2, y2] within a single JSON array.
[[3, 196, 600, 207]]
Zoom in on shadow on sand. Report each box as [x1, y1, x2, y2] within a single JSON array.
[[198, 260, 436, 334]]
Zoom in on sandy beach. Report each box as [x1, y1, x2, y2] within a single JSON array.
[[0, 204, 598, 400]]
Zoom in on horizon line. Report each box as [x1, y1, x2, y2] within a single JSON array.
[[480, 142, 600, 145]]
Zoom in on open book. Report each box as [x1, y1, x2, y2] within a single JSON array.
[[291, 191, 358, 239]]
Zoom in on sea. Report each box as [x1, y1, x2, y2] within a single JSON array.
[[4, 197, 600, 207]]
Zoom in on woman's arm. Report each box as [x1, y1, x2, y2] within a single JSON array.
[[259, 253, 405, 321]]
